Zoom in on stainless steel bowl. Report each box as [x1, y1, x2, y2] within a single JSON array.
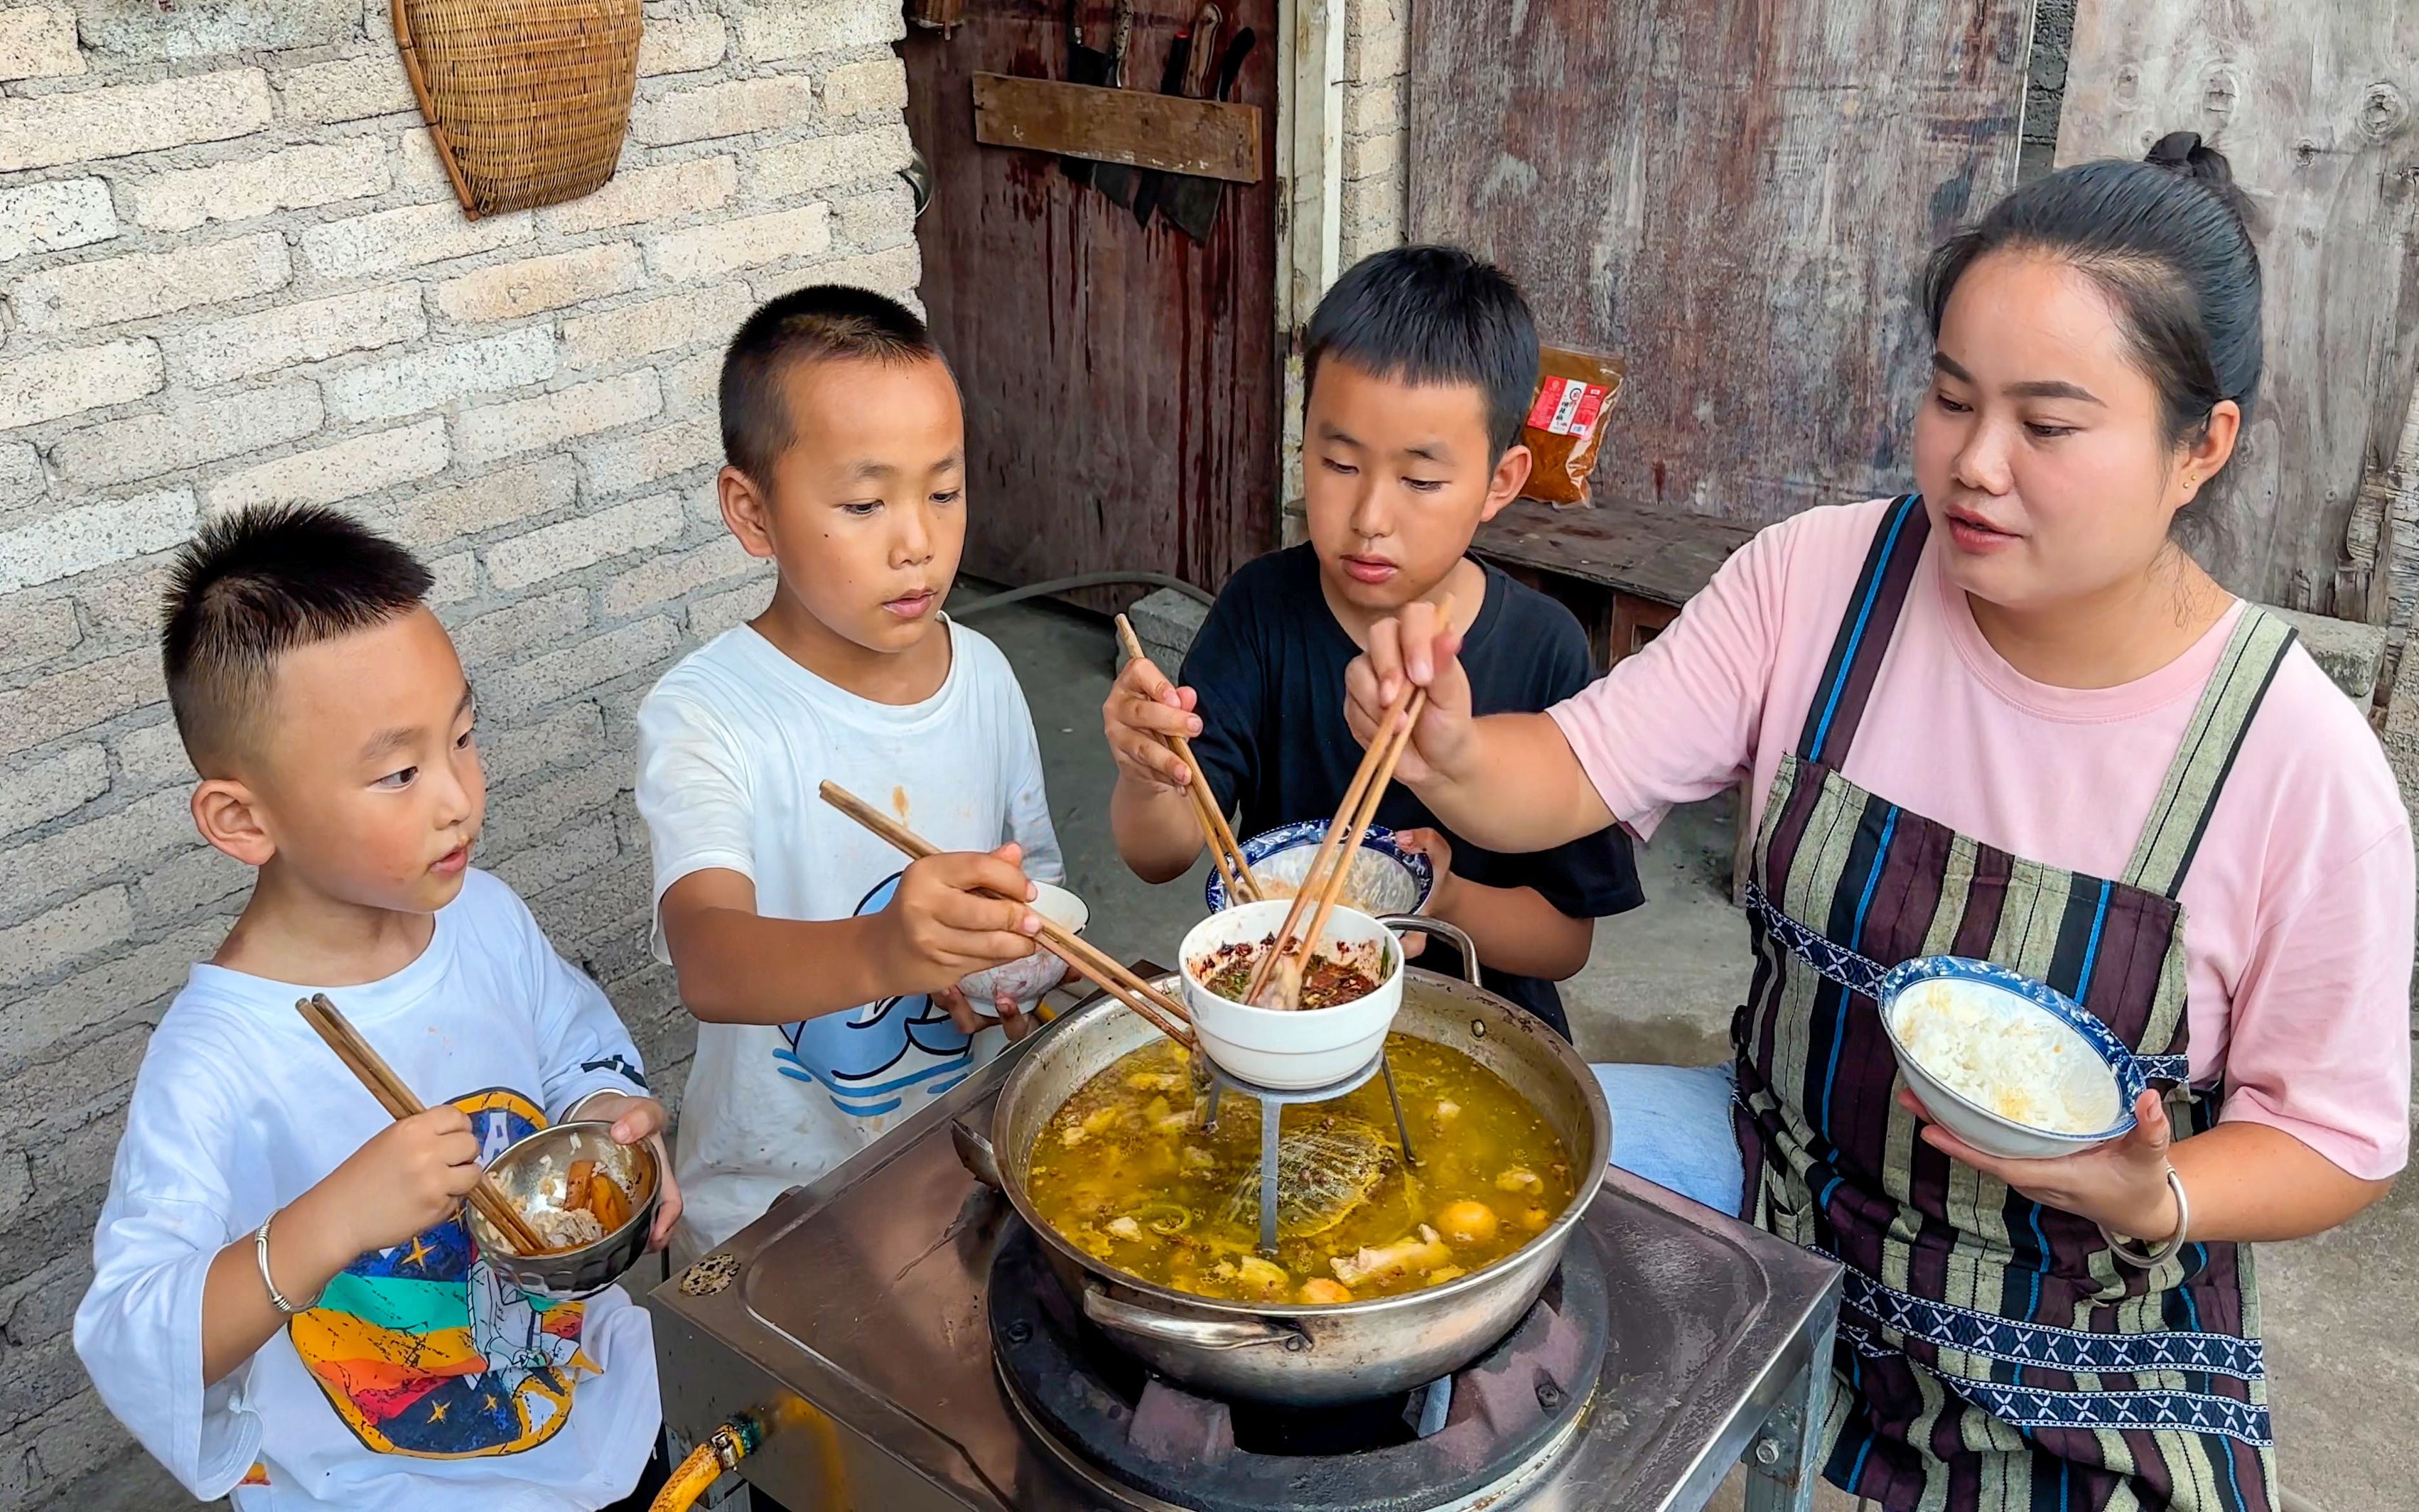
[[464, 1120, 660, 1299]]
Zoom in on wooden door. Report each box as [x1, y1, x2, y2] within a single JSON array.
[[903, 0, 1279, 602], [1406, 0, 2034, 525]]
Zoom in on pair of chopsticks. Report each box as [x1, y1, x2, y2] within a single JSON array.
[[1239, 595, 1454, 1010], [295, 993, 549, 1256], [817, 781, 1199, 1051], [1113, 615, 1260, 905]]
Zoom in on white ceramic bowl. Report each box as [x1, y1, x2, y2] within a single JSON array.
[[956, 882, 1087, 1008], [1179, 898, 1404, 1089], [1876, 956, 2142, 1161]]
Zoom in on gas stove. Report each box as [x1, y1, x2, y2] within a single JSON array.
[[647, 1029, 1841, 1512]]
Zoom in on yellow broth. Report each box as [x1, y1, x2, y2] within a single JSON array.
[[1023, 1034, 1575, 1305]]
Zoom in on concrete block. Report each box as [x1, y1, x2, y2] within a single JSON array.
[[1342, 0, 1406, 82], [0, 598, 79, 676], [435, 242, 646, 323], [206, 418, 449, 515], [833, 183, 914, 251], [635, 76, 814, 146], [559, 281, 756, 371], [2265, 605, 2388, 705], [1125, 586, 1207, 676], [686, 578, 766, 640], [168, 284, 426, 388], [3, 1253, 89, 1347], [448, 585, 591, 669], [70, 0, 359, 61], [301, 202, 535, 281], [0, 1389, 126, 1510], [821, 58, 907, 119], [0, 1024, 145, 1135], [738, 3, 903, 61], [0, 442, 39, 512], [111, 718, 188, 785], [1342, 127, 1402, 184], [0, 178, 114, 263], [52, 385, 322, 488], [480, 762, 624, 855], [748, 123, 913, 201], [485, 615, 678, 716], [576, 415, 725, 496], [752, 242, 917, 302], [485, 492, 684, 590], [395, 125, 455, 195], [125, 138, 388, 232], [455, 369, 663, 466], [134, 841, 249, 919], [381, 455, 578, 549], [427, 549, 477, 605], [0, 745, 106, 837], [541, 156, 738, 234], [10, 230, 291, 334], [1344, 77, 1404, 138], [0, 68, 273, 172], [0, 6, 81, 80], [638, 14, 726, 75], [650, 203, 832, 281], [323, 326, 559, 425], [603, 534, 760, 616], [0, 787, 190, 911], [479, 699, 604, 787], [494, 814, 620, 899], [0, 340, 162, 431], [277, 49, 418, 124], [0, 490, 194, 595], [67, 561, 168, 644], [0, 887, 129, 986], [658, 350, 721, 418]]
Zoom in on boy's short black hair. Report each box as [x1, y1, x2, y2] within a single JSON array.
[[1303, 245, 1541, 460], [720, 285, 943, 485], [163, 504, 432, 774]]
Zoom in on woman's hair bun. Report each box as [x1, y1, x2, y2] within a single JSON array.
[[2145, 131, 2233, 188]]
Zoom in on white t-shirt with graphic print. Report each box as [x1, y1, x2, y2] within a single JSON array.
[[73, 869, 660, 1511], [635, 617, 1062, 1260]]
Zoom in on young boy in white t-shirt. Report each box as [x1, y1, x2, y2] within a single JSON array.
[[637, 286, 1063, 1261], [75, 505, 681, 1510]]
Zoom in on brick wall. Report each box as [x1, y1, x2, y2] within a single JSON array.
[[0, 4, 919, 1504], [1338, 0, 1406, 266]]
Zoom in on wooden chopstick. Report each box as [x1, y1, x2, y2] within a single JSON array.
[[296, 994, 551, 1256], [816, 782, 1200, 1049], [1298, 686, 1425, 987], [1113, 615, 1259, 904]]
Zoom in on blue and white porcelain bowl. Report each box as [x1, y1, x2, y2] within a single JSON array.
[[1203, 820, 1435, 916], [1875, 956, 2143, 1161]]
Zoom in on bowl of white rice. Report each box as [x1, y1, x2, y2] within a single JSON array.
[[1877, 957, 2143, 1160]]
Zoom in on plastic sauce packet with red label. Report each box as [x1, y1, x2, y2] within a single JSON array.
[[1519, 347, 1625, 506]]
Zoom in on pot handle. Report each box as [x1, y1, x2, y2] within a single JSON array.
[[951, 1118, 1006, 1192], [1081, 1284, 1307, 1352], [1375, 913, 1481, 985]]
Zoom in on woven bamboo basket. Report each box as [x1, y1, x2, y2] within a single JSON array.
[[393, 0, 643, 220]]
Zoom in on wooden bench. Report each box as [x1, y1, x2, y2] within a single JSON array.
[[1471, 496, 1759, 900]]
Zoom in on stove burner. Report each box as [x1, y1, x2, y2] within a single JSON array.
[[990, 1226, 1609, 1512]]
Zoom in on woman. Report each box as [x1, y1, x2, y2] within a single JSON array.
[[1345, 136, 2410, 1508]]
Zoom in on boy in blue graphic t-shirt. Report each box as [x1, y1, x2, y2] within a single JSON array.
[[636, 287, 1062, 1263]]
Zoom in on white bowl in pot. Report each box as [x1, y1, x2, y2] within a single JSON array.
[[956, 882, 1088, 1009], [1179, 898, 1404, 1089]]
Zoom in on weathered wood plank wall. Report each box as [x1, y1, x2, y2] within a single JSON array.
[[2058, 0, 2419, 627], [1405, 0, 2035, 524]]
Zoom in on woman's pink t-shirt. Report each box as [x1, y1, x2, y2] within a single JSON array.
[[1548, 497, 2413, 1180]]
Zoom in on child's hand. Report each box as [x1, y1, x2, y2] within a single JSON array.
[[1104, 650, 1200, 792], [312, 1105, 484, 1256], [1345, 601, 1477, 787], [572, 1093, 681, 1251], [934, 984, 1039, 1044], [878, 843, 1042, 992]]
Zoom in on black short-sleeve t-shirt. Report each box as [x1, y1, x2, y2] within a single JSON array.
[[1178, 546, 1644, 1037]]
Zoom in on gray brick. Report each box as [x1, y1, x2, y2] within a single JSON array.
[[125, 137, 389, 232], [168, 284, 426, 388], [11, 230, 291, 334], [603, 534, 760, 616], [4, 1253, 87, 1349], [635, 76, 814, 146], [0, 598, 79, 676], [0, 650, 163, 756], [396, 124, 455, 195], [821, 58, 907, 119], [301, 202, 535, 281], [1342, 126, 1401, 183], [738, 4, 903, 61], [0, 745, 106, 837], [530, 860, 651, 948], [5, 917, 204, 1059], [0, 6, 81, 81], [112, 717, 188, 786], [834, 183, 915, 251], [455, 370, 662, 467], [73, 0, 359, 61], [0, 1332, 82, 1437], [0, 1387, 123, 1510], [427, 549, 477, 605], [485, 492, 684, 590], [748, 123, 913, 202], [52, 385, 323, 489], [480, 700, 603, 787], [68, 561, 168, 645], [0, 442, 41, 512], [559, 281, 756, 372], [659, 350, 721, 417], [0, 787, 191, 913], [637, 14, 726, 75], [448, 585, 590, 668], [0, 1155, 105, 1287], [754, 242, 917, 303], [0, 490, 195, 596], [0, 178, 114, 264], [651, 203, 831, 281], [0, 1148, 31, 1226], [541, 156, 737, 235], [0, 68, 274, 173], [323, 326, 558, 425], [689, 578, 767, 639], [482, 762, 624, 855], [494, 814, 619, 897], [0, 340, 162, 431], [1, 887, 129, 986], [278, 48, 418, 124], [136, 841, 249, 919], [380, 455, 577, 549], [0, 1024, 145, 1138], [434, 242, 645, 323], [485, 616, 677, 716], [206, 418, 448, 515], [577, 415, 724, 497]]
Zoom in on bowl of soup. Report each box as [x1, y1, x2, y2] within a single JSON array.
[[1180, 899, 1403, 1089]]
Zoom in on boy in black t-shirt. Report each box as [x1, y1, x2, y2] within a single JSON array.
[[1105, 246, 1642, 1038]]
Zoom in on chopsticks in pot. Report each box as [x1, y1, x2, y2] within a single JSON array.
[[1241, 595, 1452, 1009], [295, 993, 549, 1256], [1114, 614, 1259, 905], [817, 781, 1200, 1050]]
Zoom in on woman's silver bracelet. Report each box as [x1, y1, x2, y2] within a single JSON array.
[[254, 1210, 325, 1315], [2100, 1165, 2191, 1269]]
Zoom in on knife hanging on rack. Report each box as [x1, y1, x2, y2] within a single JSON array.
[[1160, 26, 1254, 242], [1060, 0, 1113, 188], [1133, 4, 1217, 227], [1089, 0, 1143, 208]]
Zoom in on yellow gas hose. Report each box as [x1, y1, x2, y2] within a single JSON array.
[[648, 1414, 760, 1512]]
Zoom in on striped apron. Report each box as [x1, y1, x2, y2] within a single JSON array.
[[1735, 496, 2293, 1511]]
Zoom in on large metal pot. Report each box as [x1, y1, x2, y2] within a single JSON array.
[[953, 924, 1612, 1407]]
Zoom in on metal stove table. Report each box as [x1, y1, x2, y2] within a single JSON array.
[[648, 1027, 1842, 1512]]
